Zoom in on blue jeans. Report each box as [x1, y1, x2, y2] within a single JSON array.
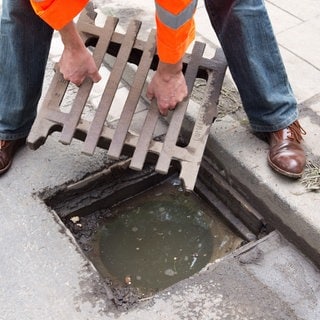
[[205, 0, 298, 132], [0, 0, 53, 140]]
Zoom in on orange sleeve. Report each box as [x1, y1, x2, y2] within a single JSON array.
[[30, 0, 88, 30], [155, 0, 196, 64]]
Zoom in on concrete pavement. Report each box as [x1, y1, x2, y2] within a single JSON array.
[[1, 1, 320, 319]]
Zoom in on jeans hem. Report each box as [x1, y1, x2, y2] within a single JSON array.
[[250, 111, 298, 133], [0, 131, 29, 141]]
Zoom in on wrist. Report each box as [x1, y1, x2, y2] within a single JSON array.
[[157, 60, 183, 81]]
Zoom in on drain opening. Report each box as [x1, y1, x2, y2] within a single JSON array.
[[86, 177, 243, 295], [42, 160, 268, 307]]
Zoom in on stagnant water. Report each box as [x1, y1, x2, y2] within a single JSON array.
[[88, 178, 243, 295]]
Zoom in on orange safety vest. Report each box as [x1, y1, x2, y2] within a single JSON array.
[[30, 0, 196, 64], [155, 0, 196, 64], [30, 0, 88, 30]]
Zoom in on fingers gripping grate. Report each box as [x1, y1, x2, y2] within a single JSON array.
[[27, 5, 227, 191]]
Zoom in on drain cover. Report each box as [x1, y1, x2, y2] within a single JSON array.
[[27, 5, 227, 190]]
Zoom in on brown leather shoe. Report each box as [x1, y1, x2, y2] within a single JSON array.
[[267, 120, 306, 178], [0, 138, 26, 175]]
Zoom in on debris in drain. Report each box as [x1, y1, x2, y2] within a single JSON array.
[[70, 216, 80, 224], [124, 276, 132, 285], [111, 284, 141, 308]]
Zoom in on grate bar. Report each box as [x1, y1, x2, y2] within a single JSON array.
[[129, 99, 160, 171], [155, 42, 206, 174], [179, 49, 227, 189], [106, 28, 157, 159], [82, 20, 142, 154], [59, 16, 119, 145]]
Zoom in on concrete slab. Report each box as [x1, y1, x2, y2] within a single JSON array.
[[267, 0, 320, 21], [265, 2, 302, 34], [278, 48, 320, 103], [277, 17, 320, 69], [0, 138, 115, 320]]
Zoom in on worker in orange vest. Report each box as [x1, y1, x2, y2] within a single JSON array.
[[0, 0, 306, 178]]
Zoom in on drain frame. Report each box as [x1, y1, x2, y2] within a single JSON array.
[[39, 158, 272, 308]]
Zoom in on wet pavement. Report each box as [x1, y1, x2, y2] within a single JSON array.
[[1, 1, 320, 319]]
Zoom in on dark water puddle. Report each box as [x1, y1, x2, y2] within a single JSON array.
[[85, 177, 243, 295]]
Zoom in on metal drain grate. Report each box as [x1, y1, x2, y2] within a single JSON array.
[[27, 5, 227, 191]]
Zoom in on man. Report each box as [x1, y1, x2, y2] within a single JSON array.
[[203, 0, 306, 178], [0, 0, 306, 179], [0, 0, 189, 174]]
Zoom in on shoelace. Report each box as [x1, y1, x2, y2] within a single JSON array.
[[288, 121, 306, 143]]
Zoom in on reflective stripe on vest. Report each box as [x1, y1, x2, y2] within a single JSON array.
[[155, 0, 198, 30]]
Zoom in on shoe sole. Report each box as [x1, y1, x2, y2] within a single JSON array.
[[267, 154, 303, 179], [0, 159, 13, 175]]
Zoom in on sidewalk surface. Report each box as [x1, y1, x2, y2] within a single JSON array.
[[1, 1, 320, 319]]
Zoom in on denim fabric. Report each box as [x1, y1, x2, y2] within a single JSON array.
[[0, 0, 53, 140], [205, 0, 298, 132]]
